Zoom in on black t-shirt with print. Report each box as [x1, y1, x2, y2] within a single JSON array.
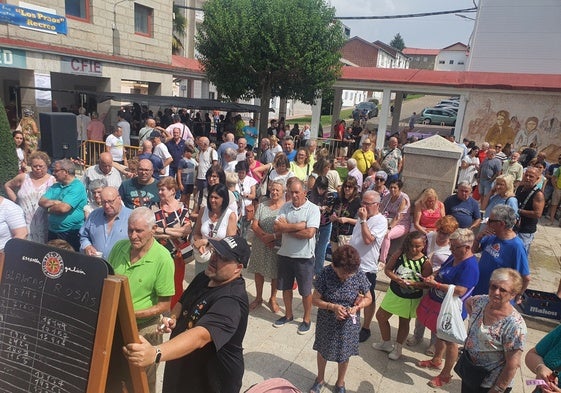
[[163, 273, 249, 393]]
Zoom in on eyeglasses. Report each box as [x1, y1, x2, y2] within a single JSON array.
[[361, 201, 378, 206], [375, 177, 385, 181], [101, 197, 119, 205], [343, 185, 354, 189], [450, 244, 468, 251], [495, 145, 502, 149], [489, 283, 511, 294]]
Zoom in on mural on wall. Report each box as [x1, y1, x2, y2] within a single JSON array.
[[463, 92, 561, 161]]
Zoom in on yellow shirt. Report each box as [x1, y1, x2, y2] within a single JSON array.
[[351, 149, 375, 174]]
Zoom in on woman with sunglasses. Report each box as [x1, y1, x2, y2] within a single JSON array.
[[192, 183, 237, 274], [330, 177, 360, 252], [363, 168, 387, 196], [459, 268, 526, 393]]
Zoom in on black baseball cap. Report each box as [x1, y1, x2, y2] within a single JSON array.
[[208, 236, 251, 267]]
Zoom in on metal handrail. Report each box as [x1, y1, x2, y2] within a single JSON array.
[[80, 140, 139, 168]]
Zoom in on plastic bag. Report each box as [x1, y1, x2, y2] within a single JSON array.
[[436, 284, 467, 344]]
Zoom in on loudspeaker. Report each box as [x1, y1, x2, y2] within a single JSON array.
[[39, 113, 78, 159]]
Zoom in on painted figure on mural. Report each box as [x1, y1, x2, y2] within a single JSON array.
[[513, 116, 540, 151], [485, 110, 515, 147], [17, 108, 40, 155]]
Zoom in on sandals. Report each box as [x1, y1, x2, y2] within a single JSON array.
[[428, 374, 452, 388], [249, 299, 263, 311], [416, 359, 442, 369], [268, 299, 280, 313], [309, 380, 324, 393]]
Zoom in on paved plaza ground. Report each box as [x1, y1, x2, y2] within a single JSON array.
[[153, 218, 561, 393]]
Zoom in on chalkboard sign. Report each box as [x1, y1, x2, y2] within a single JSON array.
[[0, 239, 109, 393]]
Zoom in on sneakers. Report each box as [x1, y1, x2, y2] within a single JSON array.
[[358, 328, 371, 343], [273, 316, 294, 328], [388, 343, 402, 360], [334, 385, 346, 393], [297, 321, 311, 335], [372, 340, 394, 353]]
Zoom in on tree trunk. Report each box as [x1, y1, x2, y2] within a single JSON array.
[[258, 79, 272, 141]]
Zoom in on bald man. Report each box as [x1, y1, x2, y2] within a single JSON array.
[[138, 140, 164, 179], [80, 186, 132, 258], [119, 159, 160, 209], [82, 152, 123, 190], [139, 118, 157, 145]]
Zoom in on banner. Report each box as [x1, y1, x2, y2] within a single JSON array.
[[0, 3, 67, 35]]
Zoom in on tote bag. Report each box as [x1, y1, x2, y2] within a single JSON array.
[[436, 285, 467, 345]]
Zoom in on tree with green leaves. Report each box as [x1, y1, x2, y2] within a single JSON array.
[[390, 33, 405, 51], [0, 100, 18, 198], [196, 0, 345, 138], [172, 5, 187, 55]]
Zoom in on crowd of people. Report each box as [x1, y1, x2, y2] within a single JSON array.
[[1, 108, 561, 393]]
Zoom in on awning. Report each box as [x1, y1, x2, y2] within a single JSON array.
[[17, 86, 264, 113], [96, 92, 264, 113]]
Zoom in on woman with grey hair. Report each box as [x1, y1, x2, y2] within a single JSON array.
[[415, 228, 480, 388], [247, 180, 285, 312], [472, 204, 530, 298], [460, 268, 527, 393], [84, 178, 108, 218]]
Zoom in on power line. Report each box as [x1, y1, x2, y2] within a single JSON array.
[[334, 7, 477, 20]]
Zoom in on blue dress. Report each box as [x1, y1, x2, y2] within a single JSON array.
[[313, 265, 371, 363]]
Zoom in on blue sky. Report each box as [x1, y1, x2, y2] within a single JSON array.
[[328, 0, 477, 49]]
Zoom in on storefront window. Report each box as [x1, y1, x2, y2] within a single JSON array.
[[134, 3, 153, 37]]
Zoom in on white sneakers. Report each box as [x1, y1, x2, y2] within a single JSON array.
[[388, 343, 403, 360], [372, 340, 394, 353], [373, 341, 402, 360]]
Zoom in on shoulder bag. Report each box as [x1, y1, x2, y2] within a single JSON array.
[[454, 305, 491, 390]]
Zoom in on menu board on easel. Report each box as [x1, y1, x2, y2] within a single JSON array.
[[0, 239, 148, 393]]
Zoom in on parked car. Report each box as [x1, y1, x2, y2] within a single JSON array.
[[355, 101, 379, 118], [420, 107, 457, 126], [438, 99, 459, 107], [434, 104, 458, 113]]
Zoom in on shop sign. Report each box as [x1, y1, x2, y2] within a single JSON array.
[[61, 57, 102, 76], [0, 47, 26, 68], [0, 3, 67, 35]]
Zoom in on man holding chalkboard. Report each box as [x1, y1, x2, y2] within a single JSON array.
[[123, 235, 250, 393], [108, 207, 175, 393]]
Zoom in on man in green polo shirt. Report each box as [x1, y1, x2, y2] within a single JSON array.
[[108, 207, 174, 393]]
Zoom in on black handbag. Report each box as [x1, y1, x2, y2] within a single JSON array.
[[454, 348, 490, 390], [454, 307, 491, 390]]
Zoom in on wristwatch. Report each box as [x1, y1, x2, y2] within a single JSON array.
[[359, 219, 367, 225], [154, 347, 162, 364]]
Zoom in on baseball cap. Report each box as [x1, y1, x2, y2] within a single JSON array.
[[149, 131, 161, 140], [207, 236, 251, 267]]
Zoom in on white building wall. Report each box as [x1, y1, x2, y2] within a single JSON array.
[[468, 0, 561, 74], [435, 51, 468, 71]]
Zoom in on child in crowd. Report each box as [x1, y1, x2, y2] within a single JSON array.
[[373, 231, 431, 360], [177, 145, 197, 209]]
